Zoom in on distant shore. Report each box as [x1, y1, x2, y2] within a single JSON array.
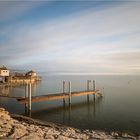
[[0, 108, 139, 140]]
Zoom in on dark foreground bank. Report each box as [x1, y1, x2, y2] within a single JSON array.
[[0, 108, 139, 140]]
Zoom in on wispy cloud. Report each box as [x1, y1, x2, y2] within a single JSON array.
[[0, 1, 140, 74], [0, 1, 51, 24]]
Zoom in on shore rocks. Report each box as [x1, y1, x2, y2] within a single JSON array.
[[0, 108, 139, 139], [0, 108, 14, 138]]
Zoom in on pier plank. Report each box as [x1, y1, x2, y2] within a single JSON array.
[[17, 90, 100, 104]]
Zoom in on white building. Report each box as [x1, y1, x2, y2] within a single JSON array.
[[0, 66, 9, 76], [0, 66, 10, 83]]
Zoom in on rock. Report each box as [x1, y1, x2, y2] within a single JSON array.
[[127, 134, 137, 140], [35, 128, 45, 136], [68, 128, 76, 135], [21, 133, 42, 140], [46, 128, 55, 135], [111, 132, 119, 137], [0, 108, 5, 112], [9, 125, 27, 139], [121, 132, 137, 139], [0, 108, 138, 140], [44, 134, 55, 139], [57, 135, 70, 140], [137, 135, 140, 139]]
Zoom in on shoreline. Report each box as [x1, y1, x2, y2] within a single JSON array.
[[0, 108, 139, 139]]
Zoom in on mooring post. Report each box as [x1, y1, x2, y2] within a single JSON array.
[[69, 81, 71, 105], [63, 80, 66, 105], [25, 83, 28, 114], [93, 80, 96, 100], [87, 80, 90, 102], [93, 80, 95, 91], [28, 83, 32, 115], [25, 84, 28, 114]]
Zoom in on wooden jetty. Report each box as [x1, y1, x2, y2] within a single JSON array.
[[0, 80, 102, 115], [18, 90, 100, 104]]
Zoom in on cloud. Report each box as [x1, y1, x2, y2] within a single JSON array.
[[0, 1, 140, 74], [0, 1, 49, 22]]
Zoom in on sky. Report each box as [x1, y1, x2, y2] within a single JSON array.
[[0, 0, 140, 75]]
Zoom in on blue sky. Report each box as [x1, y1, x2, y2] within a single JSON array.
[[0, 1, 140, 75]]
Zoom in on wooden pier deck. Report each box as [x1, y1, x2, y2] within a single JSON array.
[[0, 80, 102, 114], [18, 90, 100, 104]]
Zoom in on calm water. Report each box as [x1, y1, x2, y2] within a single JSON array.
[[0, 75, 140, 133]]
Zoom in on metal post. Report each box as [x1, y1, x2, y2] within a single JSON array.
[[63, 81, 66, 105], [28, 83, 32, 114], [69, 81, 71, 105]]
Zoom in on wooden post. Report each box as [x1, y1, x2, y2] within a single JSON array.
[[87, 80, 89, 92], [28, 83, 32, 115], [68, 81, 71, 105], [25, 83, 28, 114], [87, 80, 90, 102], [93, 80, 95, 91], [63, 81, 66, 105], [93, 80, 96, 100]]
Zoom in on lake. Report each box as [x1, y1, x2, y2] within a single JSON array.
[[0, 75, 140, 134]]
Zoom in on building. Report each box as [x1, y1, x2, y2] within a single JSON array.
[[0, 66, 9, 77], [0, 66, 10, 83], [25, 70, 37, 77]]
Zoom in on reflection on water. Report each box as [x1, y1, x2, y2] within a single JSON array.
[[31, 96, 103, 128], [0, 81, 41, 97], [0, 75, 140, 133], [0, 86, 11, 96]]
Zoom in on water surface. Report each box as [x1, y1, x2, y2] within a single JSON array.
[[0, 75, 140, 133]]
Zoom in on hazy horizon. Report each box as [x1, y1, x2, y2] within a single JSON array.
[[0, 1, 140, 75]]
